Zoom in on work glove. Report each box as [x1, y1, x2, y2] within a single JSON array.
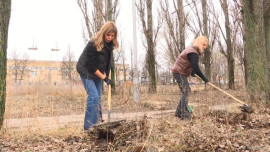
[[104, 76, 113, 85], [191, 70, 196, 77]]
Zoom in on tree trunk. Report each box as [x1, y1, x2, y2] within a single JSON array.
[[177, 0, 185, 52], [243, 0, 269, 102], [223, 0, 235, 89], [202, 0, 211, 81], [145, 0, 156, 93], [137, 0, 156, 93], [264, 0, 270, 101], [0, 0, 11, 128], [107, 0, 112, 21], [96, 0, 103, 31], [106, 0, 116, 92], [264, 1, 270, 68]]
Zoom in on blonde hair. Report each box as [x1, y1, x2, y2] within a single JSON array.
[[93, 21, 119, 51], [192, 36, 208, 47]]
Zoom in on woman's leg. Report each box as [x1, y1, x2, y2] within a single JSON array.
[[95, 79, 103, 121], [80, 76, 100, 130], [173, 73, 191, 120]]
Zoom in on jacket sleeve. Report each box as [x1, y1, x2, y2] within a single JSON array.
[[187, 53, 208, 82]]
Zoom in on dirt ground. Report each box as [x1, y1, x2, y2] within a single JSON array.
[[1, 84, 270, 151]]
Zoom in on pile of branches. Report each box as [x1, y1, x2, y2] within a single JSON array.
[[83, 117, 151, 151]]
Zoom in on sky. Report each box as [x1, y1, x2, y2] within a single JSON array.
[[7, 0, 140, 64]]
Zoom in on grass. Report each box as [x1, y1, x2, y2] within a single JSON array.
[[1, 82, 270, 151]]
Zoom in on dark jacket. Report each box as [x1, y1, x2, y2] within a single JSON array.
[[76, 41, 113, 80]]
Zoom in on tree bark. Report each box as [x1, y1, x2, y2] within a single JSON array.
[[0, 0, 11, 128], [243, 0, 269, 102], [202, 0, 211, 81], [137, 0, 156, 93], [145, 0, 156, 93], [264, 0, 270, 68], [176, 0, 185, 52], [221, 0, 235, 89], [95, 0, 103, 31], [107, 0, 112, 21], [264, 0, 270, 101]]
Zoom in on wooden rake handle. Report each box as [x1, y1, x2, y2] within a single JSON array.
[[195, 74, 246, 105], [108, 71, 111, 122]]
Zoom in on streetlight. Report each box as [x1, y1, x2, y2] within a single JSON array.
[[132, 0, 140, 102]]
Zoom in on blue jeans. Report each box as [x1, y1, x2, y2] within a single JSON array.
[[80, 75, 102, 130]]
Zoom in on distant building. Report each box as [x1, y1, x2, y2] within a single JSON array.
[[7, 60, 130, 85], [115, 63, 130, 85]]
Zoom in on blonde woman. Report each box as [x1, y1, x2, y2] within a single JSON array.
[[76, 21, 119, 130], [171, 36, 209, 120]]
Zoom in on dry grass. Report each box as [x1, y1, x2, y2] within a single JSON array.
[[1, 82, 270, 151]]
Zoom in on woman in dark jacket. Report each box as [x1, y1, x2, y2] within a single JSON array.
[[171, 36, 209, 120], [76, 21, 119, 130]]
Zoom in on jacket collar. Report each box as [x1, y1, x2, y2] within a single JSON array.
[[192, 46, 201, 55]]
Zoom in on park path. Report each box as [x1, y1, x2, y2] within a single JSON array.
[[3, 110, 175, 130], [3, 103, 241, 130]]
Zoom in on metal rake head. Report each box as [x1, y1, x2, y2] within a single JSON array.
[[240, 104, 254, 114]]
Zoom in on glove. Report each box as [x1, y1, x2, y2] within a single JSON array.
[[104, 77, 113, 85], [191, 71, 196, 77]]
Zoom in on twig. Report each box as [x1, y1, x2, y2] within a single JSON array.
[[140, 122, 154, 152]]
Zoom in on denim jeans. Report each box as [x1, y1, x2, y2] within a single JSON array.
[[173, 73, 191, 120], [80, 75, 102, 130]]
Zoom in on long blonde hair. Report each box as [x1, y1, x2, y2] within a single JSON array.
[[192, 36, 208, 47], [93, 21, 119, 51]]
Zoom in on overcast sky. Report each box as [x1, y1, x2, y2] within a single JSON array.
[[7, 0, 140, 63]]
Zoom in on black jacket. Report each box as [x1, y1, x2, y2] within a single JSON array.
[[76, 41, 113, 80]]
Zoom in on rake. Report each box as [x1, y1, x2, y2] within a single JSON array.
[[195, 74, 254, 113]]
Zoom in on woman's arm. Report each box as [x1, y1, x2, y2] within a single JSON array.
[[187, 53, 208, 82]]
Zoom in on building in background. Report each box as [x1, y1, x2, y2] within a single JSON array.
[[7, 60, 130, 86]]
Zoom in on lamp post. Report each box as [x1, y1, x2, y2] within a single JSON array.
[[132, 0, 140, 102]]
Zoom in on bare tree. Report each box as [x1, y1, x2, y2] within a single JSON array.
[[137, 0, 162, 93], [201, 0, 211, 81], [10, 52, 30, 84], [230, 1, 245, 84], [77, 0, 93, 42], [128, 45, 134, 81], [10, 52, 20, 83], [61, 46, 76, 82], [160, 0, 185, 64], [105, 0, 119, 22], [77, 0, 119, 41], [186, 0, 216, 81], [219, 0, 235, 89], [121, 46, 127, 82], [0, 0, 11, 128], [186, 0, 203, 36], [175, 0, 186, 53]]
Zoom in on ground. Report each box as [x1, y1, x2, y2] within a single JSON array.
[[1, 84, 270, 151]]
